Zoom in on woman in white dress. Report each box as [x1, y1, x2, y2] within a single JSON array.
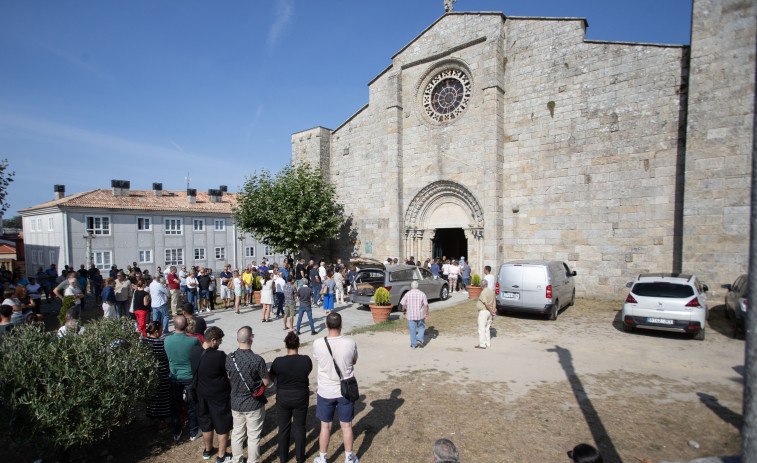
[[260, 271, 274, 322]]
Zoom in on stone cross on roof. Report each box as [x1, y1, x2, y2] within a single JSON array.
[[444, 0, 456, 13]]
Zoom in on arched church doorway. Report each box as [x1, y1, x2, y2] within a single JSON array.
[[433, 228, 467, 260]]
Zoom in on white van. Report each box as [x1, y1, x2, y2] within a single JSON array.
[[495, 261, 577, 320]]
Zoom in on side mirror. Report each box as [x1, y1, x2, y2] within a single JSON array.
[[625, 282, 633, 288], [703, 284, 709, 292], [571, 271, 577, 276], [721, 284, 731, 290]]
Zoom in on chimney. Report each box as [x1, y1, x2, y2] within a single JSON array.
[[208, 189, 222, 203], [152, 183, 163, 197], [219, 185, 228, 194], [54, 184, 65, 200], [111, 179, 131, 197], [187, 188, 197, 204]]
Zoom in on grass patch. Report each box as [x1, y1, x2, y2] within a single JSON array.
[[348, 300, 480, 337]]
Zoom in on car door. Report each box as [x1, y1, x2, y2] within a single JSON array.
[[417, 267, 437, 298]]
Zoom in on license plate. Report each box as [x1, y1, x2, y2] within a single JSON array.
[[647, 317, 674, 325], [502, 292, 519, 300]]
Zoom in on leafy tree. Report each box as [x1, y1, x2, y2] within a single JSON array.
[[0, 319, 159, 457], [0, 158, 15, 216], [233, 164, 343, 254], [2, 215, 21, 229]]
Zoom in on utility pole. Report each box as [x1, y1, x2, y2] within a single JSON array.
[[82, 232, 95, 268]]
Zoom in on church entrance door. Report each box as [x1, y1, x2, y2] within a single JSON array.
[[433, 228, 467, 261]]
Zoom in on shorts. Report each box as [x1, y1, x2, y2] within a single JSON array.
[[245, 287, 252, 294], [316, 394, 354, 423], [180, 285, 188, 294], [221, 286, 233, 299], [234, 288, 243, 297], [199, 289, 209, 300], [196, 396, 233, 434], [284, 303, 296, 317]]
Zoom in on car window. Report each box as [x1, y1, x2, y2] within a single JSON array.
[[389, 269, 415, 282], [355, 271, 384, 284], [632, 282, 694, 298], [419, 268, 434, 280]]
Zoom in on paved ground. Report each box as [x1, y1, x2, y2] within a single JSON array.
[[197, 290, 471, 353]]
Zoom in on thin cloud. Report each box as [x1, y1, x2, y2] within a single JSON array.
[[267, 0, 293, 52], [245, 105, 265, 140], [169, 138, 187, 154]]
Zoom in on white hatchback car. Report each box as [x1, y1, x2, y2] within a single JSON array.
[[621, 273, 709, 340]]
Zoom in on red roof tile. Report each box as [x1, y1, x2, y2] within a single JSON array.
[[19, 189, 238, 214], [0, 244, 15, 253]]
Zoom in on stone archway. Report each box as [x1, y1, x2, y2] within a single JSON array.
[[404, 180, 484, 273]]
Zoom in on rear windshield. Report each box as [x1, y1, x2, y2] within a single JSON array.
[[632, 282, 694, 298], [355, 270, 384, 283]]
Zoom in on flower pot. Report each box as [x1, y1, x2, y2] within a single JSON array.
[[253, 291, 262, 305], [369, 304, 392, 323], [467, 285, 483, 299]]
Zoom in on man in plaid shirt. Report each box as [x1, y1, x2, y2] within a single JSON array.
[[400, 281, 429, 349]]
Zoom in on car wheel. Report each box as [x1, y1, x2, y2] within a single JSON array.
[[568, 289, 575, 307], [623, 322, 635, 333], [548, 299, 559, 321], [440, 285, 449, 300], [693, 328, 705, 341]]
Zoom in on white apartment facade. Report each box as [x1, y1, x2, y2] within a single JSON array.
[[19, 182, 281, 275]]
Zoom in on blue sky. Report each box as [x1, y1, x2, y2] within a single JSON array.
[[0, 0, 693, 215]]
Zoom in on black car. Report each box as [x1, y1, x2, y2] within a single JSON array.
[[722, 274, 748, 338]]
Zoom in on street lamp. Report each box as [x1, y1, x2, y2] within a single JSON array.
[[82, 232, 95, 268], [237, 235, 245, 269]]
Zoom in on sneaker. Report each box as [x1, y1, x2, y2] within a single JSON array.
[[205, 308, 211, 313], [190, 431, 203, 441], [313, 456, 327, 463], [172, 430, 182, 442], [202, 448, 217, 460], [417, 341, 424, 348], [346, 455, 359, 463], [216, 453, 232, 463]]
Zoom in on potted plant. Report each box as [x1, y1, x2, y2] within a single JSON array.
[[252, 275, 263, 305], [369, 287, 392, 323], [467, 274, 483, 299]]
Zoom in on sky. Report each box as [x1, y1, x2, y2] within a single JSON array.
[[0, 0, 693, 216]]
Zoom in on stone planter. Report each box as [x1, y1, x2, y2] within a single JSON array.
[[369, 304, 392, 323], [467, 285, 483, 299], [253, 291, 262, 305]]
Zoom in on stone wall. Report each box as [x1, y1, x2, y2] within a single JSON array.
[[683, 0, 756, 293]]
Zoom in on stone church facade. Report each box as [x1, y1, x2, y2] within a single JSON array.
[[292, 0, 755, 299]]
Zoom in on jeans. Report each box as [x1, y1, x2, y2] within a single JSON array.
[[408, 318, 426, 348], [152, 303, 169, 334], [296, 305, 315, 333], [275, 292, 284, 317], [115, 300, 129, 318], [311, 283, 321, 305], [170, 378, 198, 438], [322, 293, 334, 312], [232, 408, 265, 463], [463, 277, 471, 287], [275, 389, 309, 463], [186, 289, 198, 312]]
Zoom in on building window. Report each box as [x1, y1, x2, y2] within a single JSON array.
[[48, 217, 54, 231], [193, 219, 205, 231], [38, 250, 44, 265], [214, 219, 225, 231], [165, 248, 184, 266], [31, 251, 37, 265], [49, 250, 56, 265], [215, 247, 225, 260], [194, 248, 206, 260], [137, 217, 152, 231], [264, 246, 274, 256], [138, 250, 153, 263], [36, 218, 42, 231], [165, 218, 183, 235], [245, 246, 255, 257], [86, 216, 111, 235], [29, 218, 37, 232], [92, 250, 112, 270]]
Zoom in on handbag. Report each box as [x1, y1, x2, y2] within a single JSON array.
[[320, 284, 328, 296], [129, 291, 136, 314], [323, 337, 359, 402], [231, 353, 265, 399], [185, 349, 206, 404]]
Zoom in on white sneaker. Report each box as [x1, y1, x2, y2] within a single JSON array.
[[313, 456, 327, 463], [346, 455, 359, 463], [205, 308, 211, 313]]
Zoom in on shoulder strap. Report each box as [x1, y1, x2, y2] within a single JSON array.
[[323, 337, 344, 380], [231, 352, 251, 392], [192, 348, 207, 388]]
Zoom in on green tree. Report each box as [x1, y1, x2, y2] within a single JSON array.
[[0, 158, 15, 216], [233, 163, 343, 254], [2, 215, 21, 229]]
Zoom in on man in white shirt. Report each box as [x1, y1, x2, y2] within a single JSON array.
[[483, 265, 496, 291], [312, 312, 359, 463], [150, 277, 171, 335]]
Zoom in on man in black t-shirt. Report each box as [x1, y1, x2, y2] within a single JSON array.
[[295, 281, 315, 335], [225, 326, 270, 463], [190, 326, 232, 463], [295, 259, 306, 289], [197, 270, 212, 312]]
